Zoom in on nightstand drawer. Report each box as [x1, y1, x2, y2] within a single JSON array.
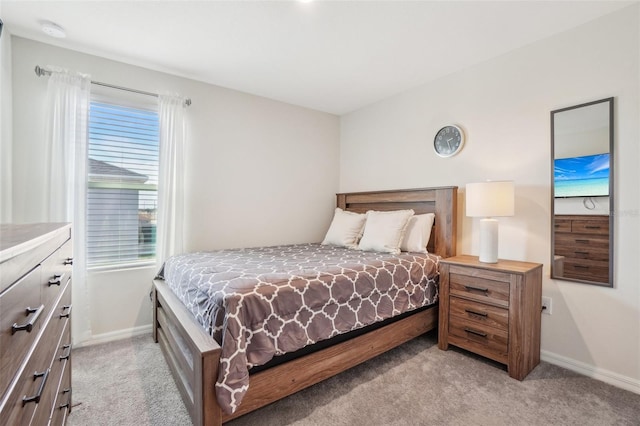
[[449, 266, 510, 308], [449, 296, 508, 331], [449, 316, 508, 364]]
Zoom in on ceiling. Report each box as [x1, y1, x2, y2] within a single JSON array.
[[2, 1, 635, 115]]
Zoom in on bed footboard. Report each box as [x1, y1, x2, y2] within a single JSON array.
[[222, 305, 438, 422], [153, 279, 223, 426]]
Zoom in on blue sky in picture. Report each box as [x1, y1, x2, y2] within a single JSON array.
[[554, 153, 609, 197], [555, 153, 609, 181]]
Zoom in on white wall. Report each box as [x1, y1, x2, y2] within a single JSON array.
[[0, 25, 12, 223], [340, 6, 640, 392], [10, 37, 340, 345]]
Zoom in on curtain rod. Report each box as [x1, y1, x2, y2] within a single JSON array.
[[34, 65, 192, 107]]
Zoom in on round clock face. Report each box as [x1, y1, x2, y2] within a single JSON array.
[[434, 125, 465, 158]]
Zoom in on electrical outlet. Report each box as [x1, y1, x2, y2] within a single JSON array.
[[541, 296, 552, 315]]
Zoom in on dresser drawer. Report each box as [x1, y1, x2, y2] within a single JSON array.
[[47, 324, 71, 426], [50, 330, 71, 426], [554, 219, 571, 233], [449, 266, 510, 308], [0, 266, 43, 398], [571, 219, 609, 235], [50, 376, 71, 426], [0, 319, 60, 426], [555, 232, 608, 250], [449, 296, 508, 331], [554, 243, 609, 262], [561, 260, 609, 282], [448, 316, 508, 364], [46, 283, 72, 363], [51, 326, 71, 391], [41, 239, 73, 322]]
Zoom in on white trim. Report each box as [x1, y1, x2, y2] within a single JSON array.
[[88, 261, 156, 274], [541, 350, 640, 395], [73, 325, 152, 349]]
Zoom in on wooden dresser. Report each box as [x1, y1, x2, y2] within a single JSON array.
[[0, 223, 73, 425], [438, 255, 542, 380], [553, 215, 609, 283]]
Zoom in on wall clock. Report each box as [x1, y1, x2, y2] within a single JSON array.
[[433, 125, 465, 158]]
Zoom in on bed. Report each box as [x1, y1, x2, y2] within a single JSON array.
[[152, 186, 458, 425]]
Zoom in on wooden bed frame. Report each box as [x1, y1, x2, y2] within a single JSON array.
[[152, 186, 457, 425]]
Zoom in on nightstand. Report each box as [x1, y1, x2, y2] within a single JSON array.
[[438, 255, 543, 380]]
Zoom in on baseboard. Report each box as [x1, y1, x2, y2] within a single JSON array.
[[74, 328, 640, 394], [541, 350, 640, 395], [74, 324, 153, 349]]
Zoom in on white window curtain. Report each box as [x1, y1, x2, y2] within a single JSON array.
[[43, 67, 91, 344], [156, 95, 186, 268]]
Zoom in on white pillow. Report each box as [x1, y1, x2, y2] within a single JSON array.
[[358, 209, 414, 254], [321, 208, 366, 249], [401, 213, 435, 253]]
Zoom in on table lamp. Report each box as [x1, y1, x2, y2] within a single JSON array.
[[466, 181, 515, 263]]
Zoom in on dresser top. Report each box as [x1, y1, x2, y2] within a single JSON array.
[[0, 223, 70, 264], [441, 254, 542, 274]]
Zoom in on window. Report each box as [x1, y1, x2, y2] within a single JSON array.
[[87, 96, 159, 268]]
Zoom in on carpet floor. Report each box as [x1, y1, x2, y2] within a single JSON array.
[[67, 331, 640, 426]]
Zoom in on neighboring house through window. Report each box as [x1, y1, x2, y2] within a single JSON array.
[[87, 97, 159, 268]]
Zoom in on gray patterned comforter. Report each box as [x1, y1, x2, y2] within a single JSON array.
[[159, 243, 439, 414]]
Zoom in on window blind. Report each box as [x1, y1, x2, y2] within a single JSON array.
[[87, 99, 159, 267]]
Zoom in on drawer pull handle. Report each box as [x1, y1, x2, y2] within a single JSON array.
[[59, 388, 72, 410], [60, 344, 72, 361], [585, 225, 601, 229], [575, 265, 589, 270], [60, 304, 72, 319], [464, 309, 488, 318], [12, 304, 45, 334], [22, 368, 50, 406], [575, 251, 589, 255], [63, 257, 74, 265], [464, 328, 487, 338], [48, 273, 66, 286], [575, 239, 589, 243], [464, 285, 488, 294]]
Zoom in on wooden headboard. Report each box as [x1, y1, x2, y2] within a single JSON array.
[[337, 186, 458, 259]]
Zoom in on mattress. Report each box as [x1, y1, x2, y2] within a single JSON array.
[[159, 243, 440, 413]]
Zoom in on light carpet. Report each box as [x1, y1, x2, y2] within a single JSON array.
[[67, 331, 640, 426]]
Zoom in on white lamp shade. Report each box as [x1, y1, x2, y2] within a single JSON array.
[[466, 181, 515, 218]]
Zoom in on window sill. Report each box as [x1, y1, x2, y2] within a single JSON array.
[[87, 260, 156, 274]]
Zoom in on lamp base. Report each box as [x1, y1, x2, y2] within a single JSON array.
[[479, 218, 499, 263]]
